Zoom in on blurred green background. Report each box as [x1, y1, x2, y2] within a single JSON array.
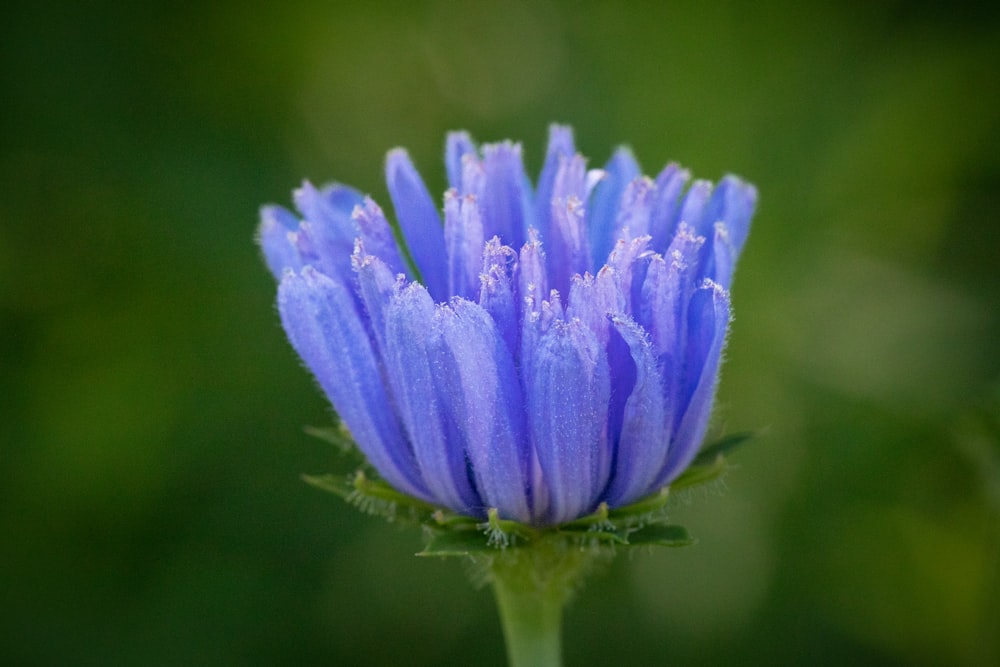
[[3, 1, 999, 665]]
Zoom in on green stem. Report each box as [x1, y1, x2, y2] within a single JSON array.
[[489, 538, 598, 667]]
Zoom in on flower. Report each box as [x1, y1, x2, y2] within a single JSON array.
[[259, 126, 756, 527]]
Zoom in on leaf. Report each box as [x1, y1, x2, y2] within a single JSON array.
[[417, 530, 496, 557], [624, 524, 694, 547], [669, 456, 728, 491], [302, 470, 440, 524], [303, 424, 357, 454], [606, 488, 671, 522], [690, 431, 754, 467], [670, 431, 756, 492], [556, 528, 629, 546], [301, 473, 352, 499]]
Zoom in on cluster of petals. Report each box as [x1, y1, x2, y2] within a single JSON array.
[[259, 125, 756, 526]]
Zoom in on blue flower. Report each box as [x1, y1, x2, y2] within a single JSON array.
[[259, 126, 756, 526]]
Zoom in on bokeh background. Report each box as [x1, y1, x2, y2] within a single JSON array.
[[3, 1, 999, 665]]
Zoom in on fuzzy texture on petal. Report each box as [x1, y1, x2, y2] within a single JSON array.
[[259, 205, 303, 278], [278, 267, 428, 500], [383, 283, 481, 514], [587, 147, 640, 267], [604, 315, 669, 506], [658, 280, 731, 486], [527, 318, 611, 525], [386, 149, 449, 300], [436, 299, 531, 522], [444, 190, 486, 301]]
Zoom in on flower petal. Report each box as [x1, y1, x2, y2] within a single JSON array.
[[353, 244, 398, 353], [615, 176, 655, 240], [647, 163, 690, 253], [436, 299, 531, 522], [547, 151, 592, 295], [533, 124, 576, 240], [515, 231, 548, 323], [587, 147, 640, 268], [292, 181, 364, 284], [638, 225, 704, 359], [658, 280, 731, 485], [695, 176, 758, 288], [384, 283, 481, 513], [566, 266, 624, 347], [606, 233, 653, 313], [604, 315, 669, 506], [479, 237, 520, 358], [385, 149, 449, 300], [699, 175, 757, 259], [527, 318, 611, 525], [677, 179, 713, 237], [278, 267, 428, 500], [258, 205, 303, 279], [445, 131, 477, 191], [444, 190, 485, 301], [351, 197, 408, 277], [479, 141, 532, 249]]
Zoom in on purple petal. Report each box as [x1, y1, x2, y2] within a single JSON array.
[[278, 267, 428, 501], [446, 131, 477, 191], [699, 175, 757, 258], [479, 237, 520, 358], [615, 176, 655, 240], [677, 179, 714, 238], [515, 231, 548, 323], [444, 190, 485, 301], [658, 280, 731, 485], [548, 196, 591, 297], [258, 205, 303, 279], [436, 299, 531, 522], [292, 181, 364, 284], [547, 152, 592, 295], [385, 149, 449, 300], [604, 315, 669, 506], [352, 197, 408, 277], [527, 318, 611, 525], [480, 142, 531, 249], [384, 283, 481, 513], [566, 266, 624, 347], [533, 125, 576, 240], [647, 164, 690, 253], [638, 225, 704, 359], [605, 234, 653, 313], [587, 147, 640, 268], [353, 245, 398, 353]]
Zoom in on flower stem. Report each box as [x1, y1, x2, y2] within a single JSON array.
[[489, 538, 599, 667]]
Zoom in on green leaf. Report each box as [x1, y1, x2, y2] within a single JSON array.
[[606, 488, 671, 522], [669, 457, 728, 491], [301, 472, 352, 499], [303, 424, 357, 454], [670, 431, 756, 492], [690, 431, 754, 467], [624, 524, 694, 547], [303, 470, 440, 524], [556, 528, 629, 546], [417, 530, 496, 557]]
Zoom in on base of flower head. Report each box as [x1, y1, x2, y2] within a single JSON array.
[[302, 426, 753, 557]]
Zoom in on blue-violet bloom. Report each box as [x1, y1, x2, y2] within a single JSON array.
[[259, 126, 756, 527]]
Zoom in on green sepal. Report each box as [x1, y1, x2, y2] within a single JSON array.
[[302, 430, 754, 555], [304, 422, 357, 455], [302, 470, 438, 524], [417, 529, 499, 557], [622, 523, 694, 547], [670, 431, 753, 491]]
